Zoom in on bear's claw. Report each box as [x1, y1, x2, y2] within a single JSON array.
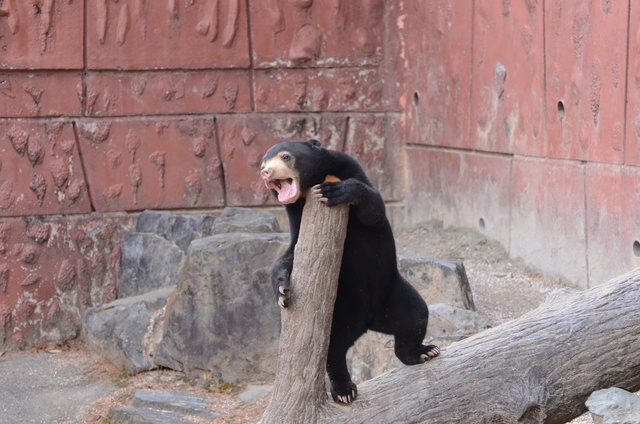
[[419, 345, 440, 362], [331, 382, 357, 405], [311, 184, 328, 203], [277, 286, 291, 308]]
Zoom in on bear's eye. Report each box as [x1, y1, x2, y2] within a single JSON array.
[[281, 154, 291, 161]]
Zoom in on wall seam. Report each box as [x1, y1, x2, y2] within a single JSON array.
[[623, 0, 632, 166], [244, 0, 256, 114], [469, 0, 476, 154]]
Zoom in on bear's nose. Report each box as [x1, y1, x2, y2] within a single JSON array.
[[260, 167, 272, 180]]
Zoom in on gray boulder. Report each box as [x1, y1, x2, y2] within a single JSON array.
[[237, 385, 274, 404], [586, 387, 640, 424], [132, 390, 223, 419], [107, 407, 203, 424], [107, 389, 226, 423], [135, 210, 215, 253], [152, 232, 289, 383], [398, 255, 475, 310], [83, 286, 175, 374], [118, 233, 184, 298], [118, 211, 217, 298], [427, 303, 491, 339]]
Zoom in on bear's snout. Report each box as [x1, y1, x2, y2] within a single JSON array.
[[261, 167, 273, 180]]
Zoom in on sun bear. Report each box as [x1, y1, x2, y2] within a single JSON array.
[[260, 139, 439, 404]]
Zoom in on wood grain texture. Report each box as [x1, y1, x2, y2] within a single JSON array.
[[260, 196, 349, 424]]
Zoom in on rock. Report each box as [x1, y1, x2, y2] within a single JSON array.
[[153, 232, 289, 383], [135, 210, 215, 253], [211, 207, 280, 234], [398, 255, 475, 310], [586, 387, 640, 424], [237, 385, 274, 404], [118, 232, 184, 298], [118, 209, 277, 298], [132, 390, 224, 419], [107, 406, 199, 424], [427, 303, 491, 340], [82, 286, 174, 374]]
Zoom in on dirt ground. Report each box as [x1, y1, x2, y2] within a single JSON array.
[[5, 223, 594, 423]]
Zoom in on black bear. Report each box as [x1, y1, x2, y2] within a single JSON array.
[[260, 139, 439, 404]]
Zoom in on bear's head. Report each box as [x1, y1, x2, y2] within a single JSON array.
[[260, 139, 329, 204]]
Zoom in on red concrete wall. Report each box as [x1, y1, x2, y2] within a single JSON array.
[[1, 0, 637, 348], [0, 0, 401, 349], [401, 0, 640, 289]]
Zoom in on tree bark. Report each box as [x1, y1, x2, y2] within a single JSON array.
[[260, 196, 349, 424]]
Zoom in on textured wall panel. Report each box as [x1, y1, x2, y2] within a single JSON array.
[[0, 120, 91, 217], [0, 73, 82, 117], [254, 68, 386, 112], [76, 117, 224, 211], [84, 71, 251, 116], [510, 157, 587, 287], [406, 148, 512, 249], [400, 0, 473, 148], [0, 1, 83, 70], [586, 164, 640, 287], [250, 0, 384, 68], [87, 0, 250, 69], [344, 114, 403, 202], [626, 2, 640, 166], [0, 215, 134, 350], [471, 0, 545, 155], [545, 0, 627, 163], [217, 114, 322, 207]]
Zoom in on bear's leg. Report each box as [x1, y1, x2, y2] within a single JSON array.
[[326, 334, 359, 404], [325, 301, 364, 405], [371, 279, 441, 365]]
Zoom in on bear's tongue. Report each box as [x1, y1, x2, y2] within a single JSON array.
[[277, 179, 297, 203]]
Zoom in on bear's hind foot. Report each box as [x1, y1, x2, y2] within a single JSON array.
[[419, 344, 440, 362], [331, 381, 358, 405]]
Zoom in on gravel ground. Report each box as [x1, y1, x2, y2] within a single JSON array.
[[0, 223, 594, 423]]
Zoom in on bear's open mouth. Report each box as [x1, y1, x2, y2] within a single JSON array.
[[266, 178, 299, 203]]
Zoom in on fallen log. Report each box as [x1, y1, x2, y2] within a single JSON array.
[[323, 267, 640, 423], [260, 192, 640, 423]]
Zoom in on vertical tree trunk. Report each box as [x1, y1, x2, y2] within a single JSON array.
[[260, 197, 349, 424]]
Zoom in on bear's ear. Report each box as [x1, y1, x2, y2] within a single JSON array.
[[308, 139, 321, 148]]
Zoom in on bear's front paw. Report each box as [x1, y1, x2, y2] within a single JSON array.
[[277, 285, 291, 308], [311, 181, 353, 207], [273, 269, 291, 308], [331, 381, 358, 405], [419, 344, 441, 362]]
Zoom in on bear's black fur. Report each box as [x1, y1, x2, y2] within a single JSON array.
[[260, 139, 439, 404]]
